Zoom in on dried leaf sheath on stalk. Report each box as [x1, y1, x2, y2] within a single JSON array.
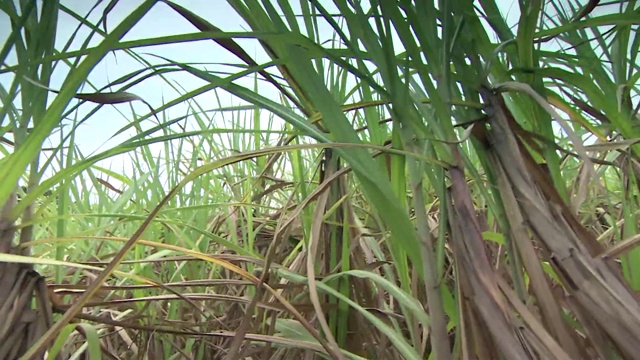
[[471, 85, 640, 358], [0, 189, 55, 360]]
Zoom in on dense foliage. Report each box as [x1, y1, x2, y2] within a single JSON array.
[[1, 0, 640, 359]]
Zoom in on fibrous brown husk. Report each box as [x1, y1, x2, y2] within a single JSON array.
[[0, 191, 55, 360], [472, 86, 640, 359]]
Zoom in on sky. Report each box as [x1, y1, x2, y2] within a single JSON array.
[[2, 1, 290, 161], [0, 0, 528, 187], [0, 2, 352, 175]]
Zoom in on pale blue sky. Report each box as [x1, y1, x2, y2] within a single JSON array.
[[2, 2, 353, 166], [0, 0, 532, 184]]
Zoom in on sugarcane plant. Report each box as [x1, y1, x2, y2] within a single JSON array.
[[1, 0, 640, 359]]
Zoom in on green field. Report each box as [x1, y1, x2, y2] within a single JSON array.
[[1, 1, 640, 359]]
